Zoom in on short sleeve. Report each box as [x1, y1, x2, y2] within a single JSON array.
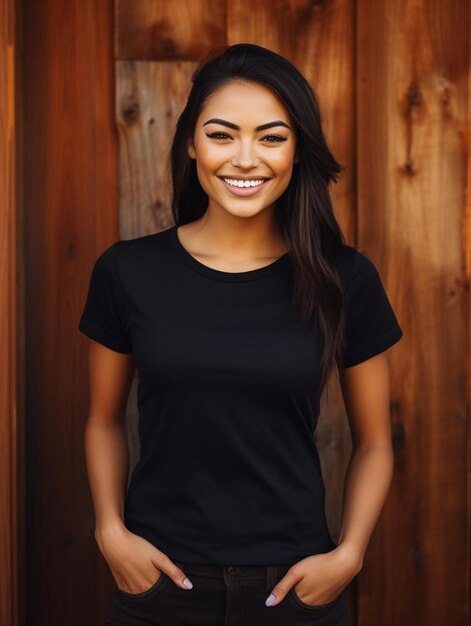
[[339, 249, 403, 368], [78, 242, 133, 354]]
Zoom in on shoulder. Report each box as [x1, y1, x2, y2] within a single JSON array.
[[103, 227, 174, 270], [96, 227, 177, 292], [114, 227, 173, 255], [87, 228, 173, 284], [336, 244, 377, 287]]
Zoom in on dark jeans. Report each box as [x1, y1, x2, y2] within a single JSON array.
[[107, 561, 350, 626]]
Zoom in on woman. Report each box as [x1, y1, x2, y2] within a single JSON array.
[[79, 43, 403, 626]]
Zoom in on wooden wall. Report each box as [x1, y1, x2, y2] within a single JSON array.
[[11, 0, 469, 625]]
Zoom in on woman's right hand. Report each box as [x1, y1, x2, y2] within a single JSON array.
[[95, 521, 193, 594]]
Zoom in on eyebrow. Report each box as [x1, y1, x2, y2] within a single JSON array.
[[202, 118, 291, 132]]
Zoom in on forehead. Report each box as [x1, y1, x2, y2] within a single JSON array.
[[198, 81, 291, 124]]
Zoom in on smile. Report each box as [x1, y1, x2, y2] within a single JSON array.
[[218, 176, 271, 197], [223, 178, 266, 188]]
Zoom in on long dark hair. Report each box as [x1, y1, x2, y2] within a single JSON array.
[[169, 43, 347, 397]]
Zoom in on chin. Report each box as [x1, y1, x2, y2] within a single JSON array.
[[223, 206, 272, 220]]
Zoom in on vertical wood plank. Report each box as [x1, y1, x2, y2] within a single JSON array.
[[116, 60, 196, 238], [22, 1, 119, 624], [0, 1, 21, 625], [356, 1, 469, 625]]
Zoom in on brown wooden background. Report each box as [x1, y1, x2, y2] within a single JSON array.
[[1, 1, 469, 625]]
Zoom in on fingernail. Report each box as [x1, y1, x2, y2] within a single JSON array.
[[265, 593, 276, 606], [183, 577, 193, 589]]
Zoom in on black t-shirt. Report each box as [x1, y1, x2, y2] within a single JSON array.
[[78, 224, 403, 565]]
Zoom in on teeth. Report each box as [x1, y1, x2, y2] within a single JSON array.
[[222, 178, 266, 188]]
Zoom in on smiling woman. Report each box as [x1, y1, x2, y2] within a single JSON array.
[[79, 42, 403, 626]]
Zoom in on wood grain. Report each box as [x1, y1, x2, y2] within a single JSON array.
[[116, 60, 196, 239], [0, 2, 21, 625], [115, 0, 226, 60], [22, 1, 119, 625], [356, 1, 469, 625]]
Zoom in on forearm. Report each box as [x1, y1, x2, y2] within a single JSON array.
[[84, 417, 129, 540], [337, 441, 394, 568]]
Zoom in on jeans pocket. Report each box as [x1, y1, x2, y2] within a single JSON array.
[[116, 570, 167, 600], [288, 583, 345, 613]]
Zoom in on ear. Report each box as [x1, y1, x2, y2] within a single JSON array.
[[293, 148, 300, 164], [187, 139, 196, 160]]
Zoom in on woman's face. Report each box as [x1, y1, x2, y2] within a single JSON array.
[[187, 80, 299, 220]]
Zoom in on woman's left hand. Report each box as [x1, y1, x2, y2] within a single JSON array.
[[265, 544, 362, 607]]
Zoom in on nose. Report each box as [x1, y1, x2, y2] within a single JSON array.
[[231, 139, 259, 169]]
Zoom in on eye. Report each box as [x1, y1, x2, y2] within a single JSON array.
[[206, 131, 232, 140], [262, 135, 288, 143]]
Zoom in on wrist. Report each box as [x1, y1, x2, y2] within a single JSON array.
[[95, 518, 126, 545], [333, 541, 364, 575]]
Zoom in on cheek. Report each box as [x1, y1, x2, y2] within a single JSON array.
[[195, 147, 227, 176], [193, 132, 228, 164], [269, 147, 296, 171], [194, 156, 221, 195], [195, 164, 214, 195]]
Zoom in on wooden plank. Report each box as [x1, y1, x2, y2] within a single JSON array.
[[0, 1, 21, 625], [22, 1, 119, 624], [116, 60, 196, 238], [115, 0, 226, 60], [356, 1, 469, 625]]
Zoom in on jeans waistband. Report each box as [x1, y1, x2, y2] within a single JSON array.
[[175, 561, 292, 584]]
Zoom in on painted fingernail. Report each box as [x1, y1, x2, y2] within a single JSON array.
[[265, 593, 276, 606], [183, 577, 193, 589]]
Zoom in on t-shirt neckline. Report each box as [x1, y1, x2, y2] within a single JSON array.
[[168, 224, 290, 282]]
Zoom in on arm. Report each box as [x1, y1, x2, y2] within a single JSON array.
[[336, 350, 395, 569], [83, 339, 135, 541]]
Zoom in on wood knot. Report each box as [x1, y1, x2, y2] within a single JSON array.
[[162, 38, 177, 59], [122, 99, 140, 124], [407, 83, 423, 108], [403, 160, 416, 175]]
